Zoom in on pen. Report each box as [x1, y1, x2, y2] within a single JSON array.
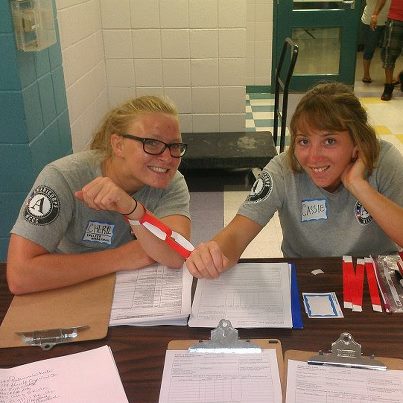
[[394, 269, 403, 288], [397, 258, 403, 276]]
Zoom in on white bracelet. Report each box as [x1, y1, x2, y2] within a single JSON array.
[[127, 219, 141, 226]]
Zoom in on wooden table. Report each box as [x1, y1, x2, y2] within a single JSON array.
[[0, 258, 402, 402]]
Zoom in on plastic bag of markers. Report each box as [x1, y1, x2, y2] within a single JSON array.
[[371, 254, 403, 313]]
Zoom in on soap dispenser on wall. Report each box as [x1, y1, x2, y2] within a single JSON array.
[[10, 0, 57, 52]]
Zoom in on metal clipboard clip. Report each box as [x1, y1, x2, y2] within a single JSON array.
[[16, 325, 89, 351], [189, 319, 261, 354], [308, 332, 387, 370]]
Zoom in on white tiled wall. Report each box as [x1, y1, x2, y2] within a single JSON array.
[[56, 0, 272, 150], [247, 0, 273, 86], [56, 0, 109, 152], [102, 0, 247, 133]]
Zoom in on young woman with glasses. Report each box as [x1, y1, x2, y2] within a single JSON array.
[[7, 96, 191, 294]]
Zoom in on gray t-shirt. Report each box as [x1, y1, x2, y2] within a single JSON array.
[[12, 150, 190, 254], [238, 140, 403, 257]]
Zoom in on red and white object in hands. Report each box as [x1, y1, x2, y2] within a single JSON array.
[[127, 210, 194, 259]]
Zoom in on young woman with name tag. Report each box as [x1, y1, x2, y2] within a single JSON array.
[[186, 82, 403, 279], [7, 96, 191, 294]]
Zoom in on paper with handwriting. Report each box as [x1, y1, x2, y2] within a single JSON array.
[[0, 346, 128, 403]]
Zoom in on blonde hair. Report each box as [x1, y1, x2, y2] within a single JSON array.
[[287, 82, 380, 175], [90, 96, 178, 157]]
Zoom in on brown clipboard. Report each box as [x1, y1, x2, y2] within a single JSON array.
[[284, 349, 403, 401], [0, 273, 116, 348], [168, 338, 285, 394]]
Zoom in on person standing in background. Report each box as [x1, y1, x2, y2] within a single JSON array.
[[370, 0, 403, 101], [361, 0, 391, 83]]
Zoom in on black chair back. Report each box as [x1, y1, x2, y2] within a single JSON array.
[[273, 38, 298, 153]]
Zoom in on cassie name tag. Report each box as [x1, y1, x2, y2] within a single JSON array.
[[301, 199, 327, 222]]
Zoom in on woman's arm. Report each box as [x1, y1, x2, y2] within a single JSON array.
[[346, 182, 403, 247], [7, 214, 190, 295], [75, 176, 191, 269], [342, 158, 403, 247], [6, 234, 155, 295], [130, 213, 191, 268]]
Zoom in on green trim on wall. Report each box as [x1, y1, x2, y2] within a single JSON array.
[[246, 85, 272, 93]]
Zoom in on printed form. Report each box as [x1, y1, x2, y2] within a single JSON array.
[[189, 262, 292, 328], [0, 346, 128, 403], [110, 264, 193, 326], [159, 349, 282, 403], [286, 359, 403, 403]]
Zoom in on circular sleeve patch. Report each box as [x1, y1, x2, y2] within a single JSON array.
[[245, 170, 273, 204], [24, 185, 61, 225], [355, 201, 373, 225]]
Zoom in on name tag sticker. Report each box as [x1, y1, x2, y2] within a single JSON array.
[[83, 221, 115, 245], [301, 199, 327, 222]]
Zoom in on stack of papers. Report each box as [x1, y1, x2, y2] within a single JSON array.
[[109, 264, 193, 326], [0, 346, 128, 403], [109, 262, 302, 328], [189, 262, 301, 328]]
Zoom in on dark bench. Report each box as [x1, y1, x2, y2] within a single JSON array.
[[181, 131, 277, 170], [180, 131, 277, 191]]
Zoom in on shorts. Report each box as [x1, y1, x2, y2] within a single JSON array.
[[362, 23, 384, 60], [381, 18, 403, 69]]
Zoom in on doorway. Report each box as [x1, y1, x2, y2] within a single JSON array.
[[273, 0, 362, 92]]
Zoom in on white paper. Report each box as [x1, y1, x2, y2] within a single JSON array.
[[159, 349, 282, 403], [189, 262, 292, 328], [0, 346, 128, 403], [109, 264, 193, 326], [286, 359, 403, 403], [302, 292, 344, 318]]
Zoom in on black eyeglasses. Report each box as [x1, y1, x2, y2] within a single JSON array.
[[121, 134, 187, 158]]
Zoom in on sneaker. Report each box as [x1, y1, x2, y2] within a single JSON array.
[[381, 83, 394, 101]]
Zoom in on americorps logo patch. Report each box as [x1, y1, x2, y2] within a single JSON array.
[[246, 170, 273, 203], [24, 185, 60, 225], [355, 201, 373, 225]]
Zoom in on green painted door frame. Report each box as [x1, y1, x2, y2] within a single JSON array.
[[272, 0, 362, 92]]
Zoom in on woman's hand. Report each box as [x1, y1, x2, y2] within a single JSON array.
[[341, 154, 367, 196], [185, 241, 229, 279], [75, 177, 135, 215]]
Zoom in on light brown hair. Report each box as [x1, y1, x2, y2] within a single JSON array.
[[287, 82, 380, 175], [91, 96, 178, 157]]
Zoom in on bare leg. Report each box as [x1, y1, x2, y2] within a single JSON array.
[[381, 67, 395, 101], [384, 67, 394, 84], [362, 59, 372, 82]]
